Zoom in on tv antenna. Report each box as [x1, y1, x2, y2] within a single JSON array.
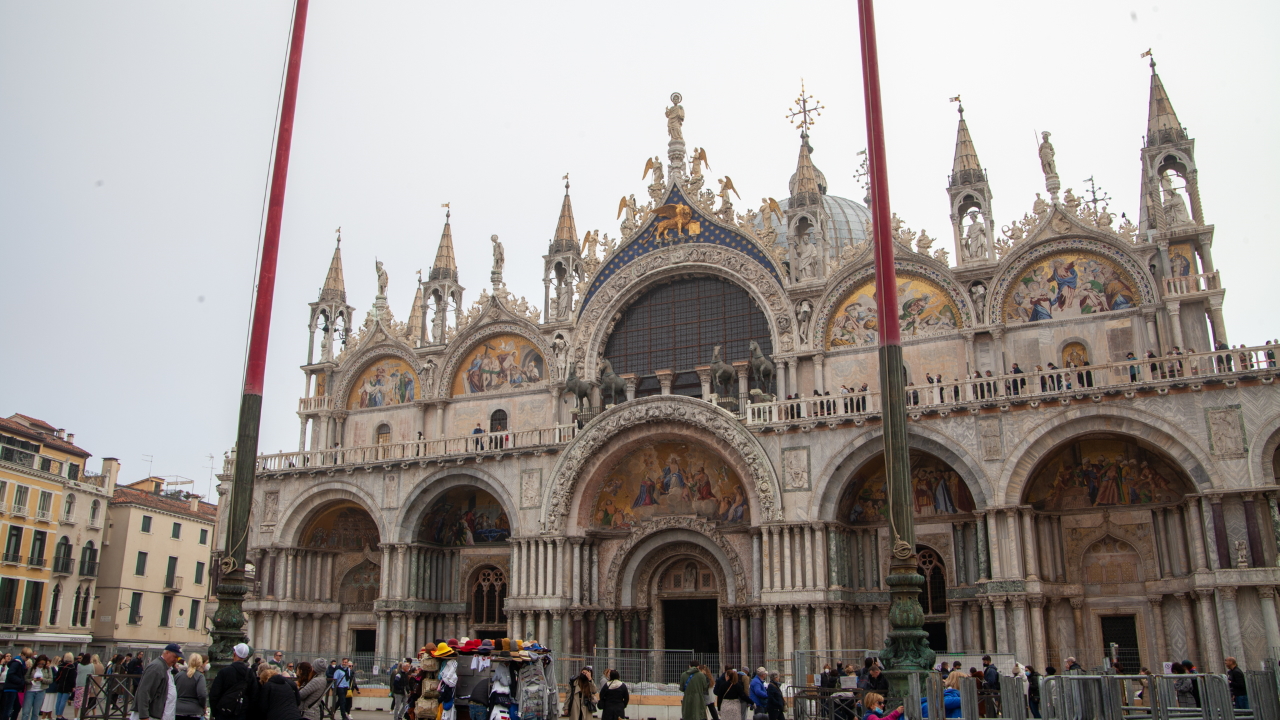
[[141, 454, 154, 478]]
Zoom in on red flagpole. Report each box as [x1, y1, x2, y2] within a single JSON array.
[[859, 0, 900, 346], [212, 0, 309, 665]]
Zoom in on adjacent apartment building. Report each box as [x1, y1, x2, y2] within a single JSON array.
[[93, 478, 216, 654], [0, 414, 111, 657]]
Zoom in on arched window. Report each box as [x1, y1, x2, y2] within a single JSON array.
[[489, 410, 508, 433], [70, 589, 81, 627], [89, 500, 100, 525], [471, 566, 507, 626], [78, 587, 89, 626], [604, 278, 772, 398], [79, 541, 98, 576], [49, 584, 61, 626], [62, 494, 75, 521], [376, 424, 391, 445], [917, 547, 947, 616]]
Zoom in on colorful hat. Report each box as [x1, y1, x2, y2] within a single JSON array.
[[478, 640, 494, 656], [446, 638, 461, 649], [501, 639, 511, 652], [513, 639, 523, 651], [512, 650, 533, 661], [429, 642, 456, 658], [461, 639, 483, 652]]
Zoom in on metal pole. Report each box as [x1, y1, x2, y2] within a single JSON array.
[[210, 0, 310, 667], [856, 0, 935, 687]]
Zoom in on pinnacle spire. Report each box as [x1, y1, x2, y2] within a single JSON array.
[[406, 283, 424, 346], [788, 132, 826, 208], [319, 232, 346, 301], [429, 210, 457, 281], [951, 104, 984, 182], [1146, 60, 1185, 145], [551, 179, 579, 254]]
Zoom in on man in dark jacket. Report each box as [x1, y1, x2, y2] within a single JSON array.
[[209, 643, 258, 720], [135, 644, 181, 720], [860, 665, 889, 693], [1225, 657, 1248, 709], [1, 648, 31, 720], [391, 662, 411, 720], [765, 673, 785, 720]]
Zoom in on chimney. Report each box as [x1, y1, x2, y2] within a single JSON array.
[[102, 458, 120, 486], [55, 428, 65, 439], [66, 433, 74, 444], [189, 496, 200, 513]]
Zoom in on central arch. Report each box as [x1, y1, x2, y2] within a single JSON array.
[[604, 516, 746, 608]]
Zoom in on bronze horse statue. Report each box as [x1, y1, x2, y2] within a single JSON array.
[[710, 345, 735, 397], [598, 358, 628, 406], [749, 340, 775, 395], [563, 363, 596, 411]]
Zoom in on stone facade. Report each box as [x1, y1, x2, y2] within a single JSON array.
[[222, 70, 1280, 676]]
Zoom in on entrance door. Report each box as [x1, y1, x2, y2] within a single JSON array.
[[663, 598, 719, 653], [1099, 615, 1140, 672], [354, 628, 377, 653], [923, 622, 948, 654]]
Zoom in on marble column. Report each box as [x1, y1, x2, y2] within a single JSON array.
[[985, 512, 1003, 579], [1010, 597, 1030, 665], [1208, 497, 1230, 570], [752, 531, 763, 598], [752, 607, 765, 662], [1216, 586, 1244, 662], [967, 602, 981, 653], [1006, 510, 1024, 580], [1267, 493, 1280, 566], [975, 513, 989, 581], [1194, 590, 1223, 672], [1243, 494, 1265, 568], [980, 599, 994, 653], [1147, 596, 1167, 668], [1029, 597, 1047, 672], [1259, 587, 1280, 656], [783, 527, 794, 591], [782, 607, 795, 678], [802, 526, 813, 589], [1186, 498, 1210, 571], [1070, 598, 1085, 652], [765, 606, 779, 668], [1021, 509, 1040, 580], [1175, 594, 1197, 664]]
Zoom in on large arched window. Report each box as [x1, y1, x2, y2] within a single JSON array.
[[49, 584, 61, 626], [917, 547, 947, 615], [471, 566, 507, 626], [79, 541, 98, 576], [375, 424, 391, 445], [604, 278, 772, 397], [62, 494, 75, 521]]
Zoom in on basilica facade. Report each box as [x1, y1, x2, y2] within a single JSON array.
[[222, 65, 1280, 677]]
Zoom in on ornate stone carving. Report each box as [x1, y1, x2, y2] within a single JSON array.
[[600, 516, 747, 607], [781, 447, 810, 491], [435, 322, 558, 398], [540, 396, 783, 532], [1206, 406, 1247, 457], [520, 469, 542, 509]]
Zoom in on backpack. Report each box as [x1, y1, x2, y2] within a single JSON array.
[[216, 665, 250, 717]]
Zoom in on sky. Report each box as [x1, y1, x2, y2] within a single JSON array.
[[2, 1, 1277, 495]]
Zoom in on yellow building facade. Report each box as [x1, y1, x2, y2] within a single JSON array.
[[0, 414, 111, 656]]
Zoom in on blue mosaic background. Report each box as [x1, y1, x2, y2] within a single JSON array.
[[578, 186, 785, 319]]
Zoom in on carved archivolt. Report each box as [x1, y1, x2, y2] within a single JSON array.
[[570, 244, 796, 378], [540, 396, 784, 532], [601, 515, 747, 607], [332, 332, 426, 408], [435, 319, 559, 398], [632, 542, 729, 608]]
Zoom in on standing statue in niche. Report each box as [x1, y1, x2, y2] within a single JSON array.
[[796, 300, 813, 344], [1038, 131, 1057, 177], [375, 260, 389, 297], [797, 234, 821, 281], [963, 210, 988, 260], [969, 283, 987, 324], [1161, 174, 1193, 227], [666, 92, 685, 143]]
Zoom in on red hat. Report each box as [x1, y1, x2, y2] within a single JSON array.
[[461, 639, 483, 652], [446, 638, 460, 649]]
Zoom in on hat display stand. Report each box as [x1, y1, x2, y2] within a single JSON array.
[[411, 636, 558, 720]]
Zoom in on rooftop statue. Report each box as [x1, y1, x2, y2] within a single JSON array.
[[375, 259, 388, 297], [1038, 131, 1057, 177], [666, 92, 685, 143]]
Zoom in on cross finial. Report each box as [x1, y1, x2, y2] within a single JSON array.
[[563, 172, 570, 191], [786, 78, 824, 133]]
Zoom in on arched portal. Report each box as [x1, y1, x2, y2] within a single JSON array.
[[295, 500, 382, 654], [417, 486, 511, 546]]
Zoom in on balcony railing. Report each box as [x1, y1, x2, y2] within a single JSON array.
[[60, 511, 75, 524], [88, 515, 102, 529], [1164, 271, 1221, 297], [10, 505, 27, 518], [1, 552, 22, 565], [744, 343, 1279, 426], [0, 608, 14, 625], [164, 576, 184, 593], [256, 424, 578, 473], [298, 396, 335, 413], [27, 555, 44, 568], [79, 560, 99, 577], [0, 502, 7, 515], [35, 509, 51, 522], [19, 609, 42, 627], [52, 556, 73, 574]]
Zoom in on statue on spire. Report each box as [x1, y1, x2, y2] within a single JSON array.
[[375, 259, 389, 297], [666, 92, 685, 143], [1038, 131, 1057, 177]]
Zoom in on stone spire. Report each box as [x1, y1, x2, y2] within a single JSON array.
[[950, 104, 984, 184], [1146, 58, 1186, 146], [406, 282, 424, 347], [430, 210, 457, 282], [550, 180, 579, 254], [319, 233, 346, 301], [788, 132, 826, 209]]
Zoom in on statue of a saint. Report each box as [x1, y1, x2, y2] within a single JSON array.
[[375, 260, 389, 296], [490, 234, 505, 272], [1038, 131, 1057, 177], [963, 210, 988, 259], [916, 229, 934, 254], [796, 299, 813, 343], [969, 283, 987, 324], [797, 235, 820, 281], [666, 92, 685, 143], [1032, 192, 1050, 218], [1160, 174, 1192, 227]]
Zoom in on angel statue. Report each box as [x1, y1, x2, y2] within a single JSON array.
[[375, 259, 389, 296], [717, 177, 740, 215], [643, 156, 665, 186], [666, 92, 685, 143], [617, 194, 640, 235], [601, 232, 616, 256], [690, 147, 710, 178], [760, 197, 784, 225], [583, 229, 599, 259]]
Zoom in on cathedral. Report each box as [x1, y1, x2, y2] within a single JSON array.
[[223, 62, 1280, 678]]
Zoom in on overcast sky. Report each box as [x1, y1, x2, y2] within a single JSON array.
[[2, 1, 1277, 494]]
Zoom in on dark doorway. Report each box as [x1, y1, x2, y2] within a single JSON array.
[[923, 622, 948, 654], [1099, 615, 1141, 672], [663, 599, 719, 653], [354, 628, 376, 653]]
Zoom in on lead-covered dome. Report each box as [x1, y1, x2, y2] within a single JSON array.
[[760, 194, 872, 252]]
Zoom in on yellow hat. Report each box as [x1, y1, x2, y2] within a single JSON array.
[[429, 641, 456, 658]]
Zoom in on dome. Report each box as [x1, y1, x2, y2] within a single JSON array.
[[758, 194, 873, 251]]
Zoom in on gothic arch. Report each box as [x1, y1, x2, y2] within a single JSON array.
[[274, 482, 385, 549], [392, 467, 521, 544], [988, 236, 1158, 323], [540, 396, 784, 533], [1000, 405, 1215, 505], [571, 244, 796, 381], [810, 424, 993, 522], [1067, 528, 1157, 586], [436, 314, 558, 398], [813, 258, 974, 352], [333, 336, 427, 411], [603, 516, 746, 607]]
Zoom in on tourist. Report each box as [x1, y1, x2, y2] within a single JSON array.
[[72, 654, 93, 719], [2, 648, 30, 720], [134, 645, 181, 720], [1225, 656, 1247, 709], [765, 673, 784, 720], [465, 663, 490, 720], [255, 665, 301, 720], [1171, 663, 1195, 708], [297, 662, 327, 720], [920, 671, 964, 718], [269, 652, 285, 671], [719, 669, 748, 720], [749, 668, 768, 715], [1025, 666, 1042, 718], [860, 664, 888, 693], [391, 661, 411, 720], [700, 665, 719, 720], [24, 655, 49, 720], [598, 669, 629, 720], [565, 666, 596, 720], [175, 653, 208, 720], [679, 662, 708, 720], [859, 693, 901, 720], [209, 643, 258, 720], [53, 653, 76, 720]]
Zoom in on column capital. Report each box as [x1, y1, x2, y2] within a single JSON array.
[[1068, 597, 1084, 609], [604, 610, 619, 620], [978, 597, 991, 609], [812, 353, 825, 365], [312, 611, 325, 619], [569, 609, 584, 620], [286, 548, 298, 557], [1028, 595, 1045, 609], [1173, 592, 1189, 604], [1242, 492, 1256, 502], [750, 607, 764, 618], [1259, 586, 1277, 600], [1219, 586, 1237, 601], [1195, 588, 1215, 601], [1009, 596, 1027, 610], [1147, 594, 1164, 608], [1207, 495, 1224, 506]]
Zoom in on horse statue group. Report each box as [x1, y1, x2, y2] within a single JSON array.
[[563, 358, 629, 412], [712, 342, 775, 398]]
